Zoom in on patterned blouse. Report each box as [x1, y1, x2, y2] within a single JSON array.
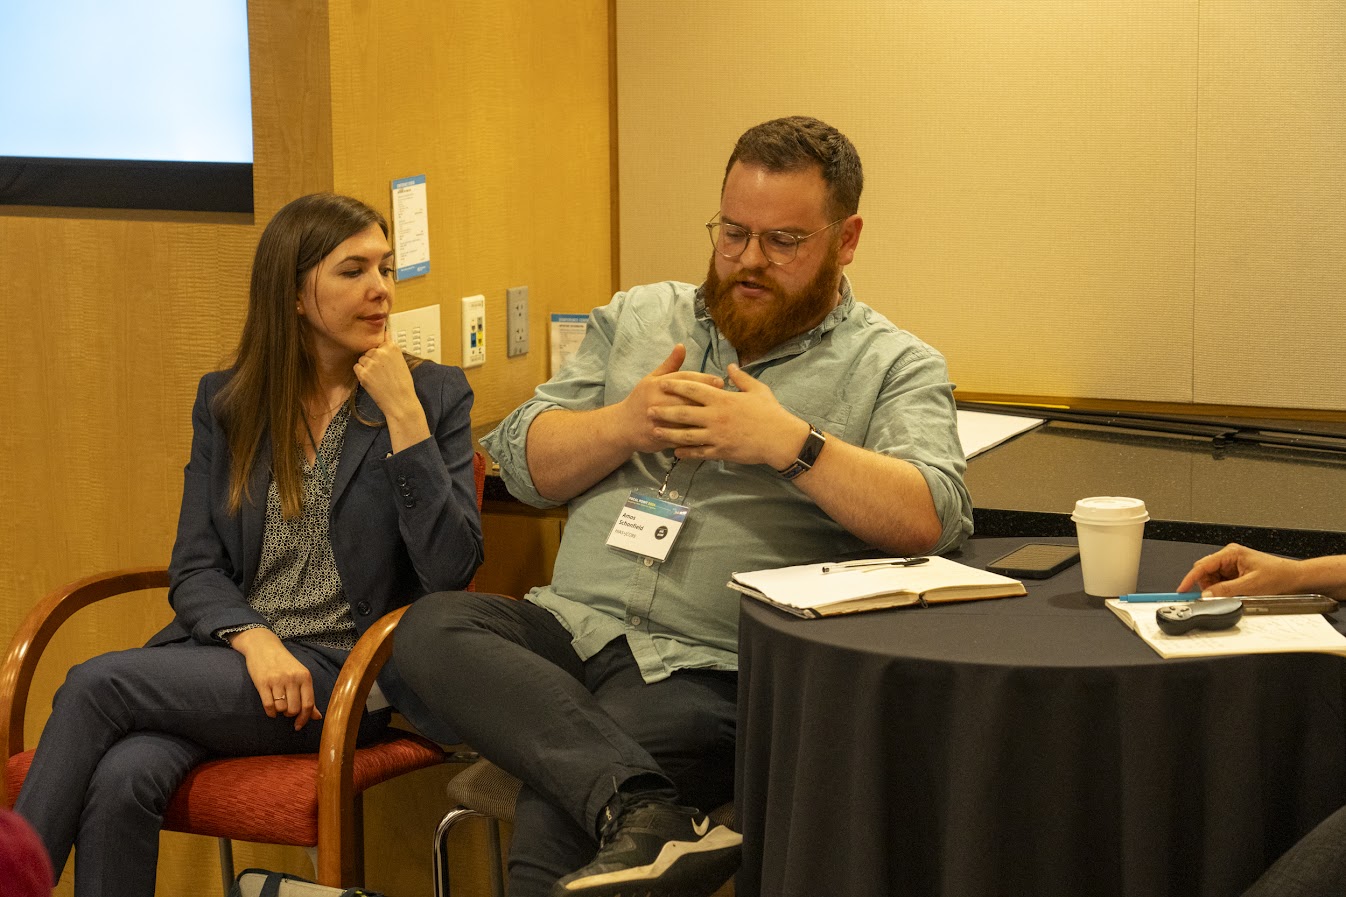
[[239, 404, 359, 651]]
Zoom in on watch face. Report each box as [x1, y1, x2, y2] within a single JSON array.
[[800, 427, 826, 464], [780, 427, 825, 479]]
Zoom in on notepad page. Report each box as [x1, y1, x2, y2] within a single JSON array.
[[1107, 600, 1346, 658]]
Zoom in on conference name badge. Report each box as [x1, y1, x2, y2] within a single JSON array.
[[605, 489, 689, 562]]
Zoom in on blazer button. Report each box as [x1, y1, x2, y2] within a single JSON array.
[[396, 475, 408, 486], [356, 601, 372, 616], [404, 499, 416, 508]]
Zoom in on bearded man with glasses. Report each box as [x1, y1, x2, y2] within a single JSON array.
[[395, 116, 972, 897]]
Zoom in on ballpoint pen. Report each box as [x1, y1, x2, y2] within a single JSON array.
[[820, 557, 930, 575], [1118, 591, 1201, 603]]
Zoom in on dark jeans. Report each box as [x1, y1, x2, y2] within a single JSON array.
[[1242, 803, 1346, 897], [395, 592, 737, 896], [13, 640, 387, 897]]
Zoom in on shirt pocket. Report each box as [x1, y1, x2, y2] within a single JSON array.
[[779, 394, 852, 438]]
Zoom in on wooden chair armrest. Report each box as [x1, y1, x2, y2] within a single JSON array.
[[315, 603, 410, 883], [0, 567, 170, 799]]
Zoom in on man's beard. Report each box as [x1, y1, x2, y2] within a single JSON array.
[[703, 243, 842, 362]]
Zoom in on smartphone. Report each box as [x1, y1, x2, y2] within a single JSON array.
[[986, 543, 1081, 579], [1238, 594, 1339, 615]]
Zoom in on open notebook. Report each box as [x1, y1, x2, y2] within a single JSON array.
[[729, 556, 1026, 618]]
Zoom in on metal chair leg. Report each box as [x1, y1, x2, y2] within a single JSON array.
[[217, 837, 235, 897], [487, 818, 505, 897], [433, 806, 487, 897]]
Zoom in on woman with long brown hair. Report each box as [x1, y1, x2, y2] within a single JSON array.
[[14, 193, 482, 896]]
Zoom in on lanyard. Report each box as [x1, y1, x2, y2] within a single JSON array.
[[650, 340, 719, 498], [656, 459, 680, 497]]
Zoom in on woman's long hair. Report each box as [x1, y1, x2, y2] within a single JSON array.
[[217, 193, 389, 519]]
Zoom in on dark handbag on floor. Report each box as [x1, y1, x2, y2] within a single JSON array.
[[229, 867, 387, 897]]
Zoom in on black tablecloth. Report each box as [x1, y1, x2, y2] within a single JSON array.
[[735, 537, 1346, 897]]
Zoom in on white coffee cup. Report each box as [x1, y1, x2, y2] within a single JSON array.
[[1071, 497, 1149, 597]]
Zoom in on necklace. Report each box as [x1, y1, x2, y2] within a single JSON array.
[[305, 384, 355, 418], [303, 417, 337, 485]]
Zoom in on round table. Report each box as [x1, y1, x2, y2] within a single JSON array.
[[735, 537, 1346, 897]]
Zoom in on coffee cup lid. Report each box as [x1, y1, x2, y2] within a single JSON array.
[[1071, 496, 1149, 523]]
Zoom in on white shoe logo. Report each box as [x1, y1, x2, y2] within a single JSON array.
[[692, 817, 711, 837]]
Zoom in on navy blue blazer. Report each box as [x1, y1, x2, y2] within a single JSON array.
[[151, 362, 483, 743]]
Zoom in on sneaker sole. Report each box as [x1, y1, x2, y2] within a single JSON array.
[[555, 825, 742, 897]]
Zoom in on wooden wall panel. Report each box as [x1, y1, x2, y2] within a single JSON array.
[[320, 4, 611, 889], [0, 1, 336, 893], [317, 5, 608, 888], [328, 0, 613, 426], [6, 0, 609, 893], [475, 506, 566, 599], [3, 1, 611, 888]]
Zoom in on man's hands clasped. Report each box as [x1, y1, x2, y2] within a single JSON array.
[[626, 344, 811, 470]]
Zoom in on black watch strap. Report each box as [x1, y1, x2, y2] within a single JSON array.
[[777, 426, 826, 480]]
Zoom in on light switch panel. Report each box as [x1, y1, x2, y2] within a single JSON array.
[[461, 294, 486, 368]]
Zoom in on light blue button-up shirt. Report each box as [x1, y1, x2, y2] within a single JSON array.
[[482, 278, 972, 682]]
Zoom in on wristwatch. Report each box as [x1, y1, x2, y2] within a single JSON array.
[[777, 425, 826, 480]]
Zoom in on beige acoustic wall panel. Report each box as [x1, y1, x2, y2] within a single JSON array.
[[618, 1, 1198, 402], [1193, 1, 1346, 409]]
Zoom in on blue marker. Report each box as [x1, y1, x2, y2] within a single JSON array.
[[1118, 591, 1202, 603]]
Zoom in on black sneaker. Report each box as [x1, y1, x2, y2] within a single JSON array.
[[551, 799, 742, 897]]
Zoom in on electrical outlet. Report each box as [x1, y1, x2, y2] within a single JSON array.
[[388, 304, 441, 363], [507, 285, 529, 357], [461, 294, 486, 368]]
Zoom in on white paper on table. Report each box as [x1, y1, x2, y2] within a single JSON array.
[[956, 410, 1043, 459], [1107, 600, 1346, 659]]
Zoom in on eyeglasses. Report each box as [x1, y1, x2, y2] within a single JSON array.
[[705, 217, 847, 266]]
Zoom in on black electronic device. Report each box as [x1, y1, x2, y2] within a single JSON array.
[[985, 543, 1081, 579], [1156, 599, 1244, 635], [1238, 594, 1339, 615]]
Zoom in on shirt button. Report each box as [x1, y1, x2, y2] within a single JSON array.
[[668, 490, 680, 501], [630, 616, 642, 627], [643, 558, 653, 567]]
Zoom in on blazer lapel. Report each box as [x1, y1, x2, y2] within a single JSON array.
[[334, 389, 382, 504], [241, 436, 272, 588]]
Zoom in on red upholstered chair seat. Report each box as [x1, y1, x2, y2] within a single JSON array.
[[6, 727, 444, 845]]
